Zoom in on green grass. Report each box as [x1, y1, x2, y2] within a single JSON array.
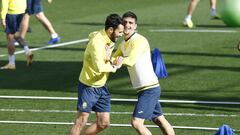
[[1, 0, 240, 134]]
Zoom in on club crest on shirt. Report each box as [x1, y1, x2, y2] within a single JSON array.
[[82, 102, 87, 109]]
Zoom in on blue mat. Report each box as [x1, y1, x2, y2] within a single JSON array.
[[151, 48, 168, 79], [215, 124, 235, 135]]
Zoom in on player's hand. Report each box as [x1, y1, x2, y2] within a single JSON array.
[[113, 56, 123, 69], [1, 19, 6, 30]]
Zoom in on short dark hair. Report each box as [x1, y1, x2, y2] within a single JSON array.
[[105, 13, 123, 30], [122, 11, 138, 22]]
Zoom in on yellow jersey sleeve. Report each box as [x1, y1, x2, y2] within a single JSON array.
[[123, 37, 149, 67], [1, 0, 26, 19], [90, 38, 117, 73], [79, 30, 117, 87], [113, 43, 123, 59], [1, 0, 9, 19]]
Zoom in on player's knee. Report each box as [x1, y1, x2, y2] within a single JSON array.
[[153, 115, 165, 124], [74, 113, 89, 128], [14, 36, 26, 47], [97, 121, 110, 130], [74, 119, 86, 128], [131, 119, 141, 129], [35, 12, 46, 21]]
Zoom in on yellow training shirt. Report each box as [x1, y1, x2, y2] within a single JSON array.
[[114, 33, 159, 92], [79, 29, 117, 87], [1, 0, 26, 20]]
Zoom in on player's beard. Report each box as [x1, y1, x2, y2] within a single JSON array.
[[110, 31, 116, 42]]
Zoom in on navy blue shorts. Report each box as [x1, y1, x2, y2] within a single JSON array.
[[77, 81, 111, 113], [133, 86, 163, 120], [26, 0, 43, 15], [5, 14, 24, 34]]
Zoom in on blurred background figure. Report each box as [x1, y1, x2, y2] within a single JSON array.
[[1, 0, 33, 70], [183, 0, 219, 28], [19, 0, 60, 45]]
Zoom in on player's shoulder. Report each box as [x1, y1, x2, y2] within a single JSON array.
[[88, 31, 106, 47], [133, 33, 148, 43], [88, 31, 99, 39]]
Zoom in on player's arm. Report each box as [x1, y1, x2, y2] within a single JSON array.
[[1, 0, 8, 30], [113, 44, 123, 58], [123, 40, 147, 67], [111, 44, 124, 68], [90, 41, 117, 73]]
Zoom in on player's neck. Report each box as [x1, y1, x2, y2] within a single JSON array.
[[124, 32, 135, 41]]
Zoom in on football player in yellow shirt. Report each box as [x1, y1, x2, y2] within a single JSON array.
[[1, 0, 33, 70], [69, 13, 124, 135]]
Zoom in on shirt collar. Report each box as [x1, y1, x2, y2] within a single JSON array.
[[125, 32, 136, 41], [100, 29, 114, 45]]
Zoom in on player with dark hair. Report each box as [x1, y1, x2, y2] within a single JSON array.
[[69, 13, 124, 135], [114, 11, 175, 135]]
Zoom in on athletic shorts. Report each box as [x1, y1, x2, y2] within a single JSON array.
[[5, 14, 24, 34], [77, 81, 111, 113], [133, 86, 163, 120], [26, 0, 43, 15]]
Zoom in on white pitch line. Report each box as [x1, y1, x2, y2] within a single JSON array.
[[149, 29, 237, 33], [1, 95, 240, 105], [2, 120, 239, 131], [0, 109, 238, 117], [0, 38, 88, 58]]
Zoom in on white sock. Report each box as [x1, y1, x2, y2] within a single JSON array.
[[211, 8, 217, 16], [8, 55, 15, 65], [24, 46, 30, 55], [185, 15, 192, 20], [51, 33, 58, 39]]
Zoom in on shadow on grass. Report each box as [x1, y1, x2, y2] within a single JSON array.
[[0, 60, 130, 94], [162, 51, 240, 59], [67, 22, 104, 26], [162, 92, 240, 103], [0, 50, 240, 103], [0, 61, 83, 92], [163, 103, 240, 113], [166, 63, 240, 75], [66, 21, 162, 28]]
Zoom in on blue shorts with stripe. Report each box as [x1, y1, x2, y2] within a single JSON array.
[[77, 81, 111, 113], [133, 86, 163, 120], [5, 14, 24, 34], [26, 0, 43, 15]]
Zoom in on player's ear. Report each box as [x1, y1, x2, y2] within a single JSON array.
[[134, 23, 137, 30], [109, 27, 114, 33]]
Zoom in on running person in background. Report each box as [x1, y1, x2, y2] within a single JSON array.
[[113, 11, 175, 135], [183, 0, 219, 28], [69, 13, 124, 135], [1, 0, 33, 70], [19, 0, 60, 45]]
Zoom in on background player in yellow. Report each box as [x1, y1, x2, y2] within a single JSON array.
[[69, 13, 124, 135], [1, 0, 33, 70]]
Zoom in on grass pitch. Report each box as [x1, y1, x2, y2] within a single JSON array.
[[0, 0, 240, 134]]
